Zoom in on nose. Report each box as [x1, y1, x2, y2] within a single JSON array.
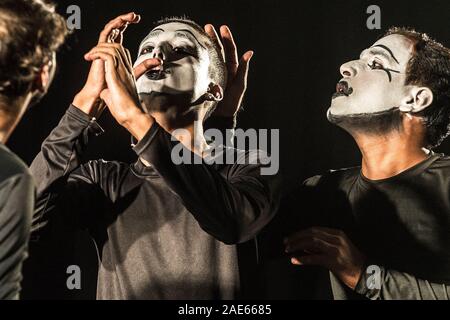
[[340, 60, 358, 78], [152, 47, 165, 60], [151, 42, 171, 61]]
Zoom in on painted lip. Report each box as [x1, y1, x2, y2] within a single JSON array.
[[145, 65, 171, 81], [332, 81, 353, 99]]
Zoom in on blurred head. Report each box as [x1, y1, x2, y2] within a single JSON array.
[[134, 17, 227, 122], [327, 27, 450, 148], [0, 0, 68, 115]]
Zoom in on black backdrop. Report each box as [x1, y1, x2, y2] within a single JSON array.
[[13, 0, 450, 299]]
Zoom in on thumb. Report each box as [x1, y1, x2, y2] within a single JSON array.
[[100, 88, 111, 105], [88, 52, 119, 87], [133, 58, 162, 80], [234, 51, 253, 90]]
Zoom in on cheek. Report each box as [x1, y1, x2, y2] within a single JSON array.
[[330, 73, 407, 115], [191, 62, 210, 94], [174, 59, 210, 96], [173, 63, 197, 90], [351, 73, 403, 108], [136, 76, 151, 93]]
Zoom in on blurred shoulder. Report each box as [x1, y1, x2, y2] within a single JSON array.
[[0, 144, 30, 182]]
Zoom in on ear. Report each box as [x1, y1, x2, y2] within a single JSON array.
[[204, 83, 224, 102], [399, 87, 433, 113], [33, 59, 54, 94]]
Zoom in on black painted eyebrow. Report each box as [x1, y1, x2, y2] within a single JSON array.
[[175, 29, 206, 49], [139, 27, 206, 50], [372, 44, 399, 64], [150, 28, 164, 34], [139, 28, 163, 48], [362, 48, 393, 63]]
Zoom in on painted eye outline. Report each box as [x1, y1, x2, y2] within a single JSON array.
[[140, 46, 154, 56], [172, 46, 197, 58], [367, 60, 384, 70], [367, 59, 400, 82]]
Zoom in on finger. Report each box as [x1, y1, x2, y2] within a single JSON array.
[[85, 46, 120, 63], [291, 254, 329, 268], [310, 227, 346, 238], [87, 52, 119, 84], [110, 45, 134, 74], [99, 12, 141, 44], [232, 51, 253, 91], [94, 44, 133, 74], [133, 58, 162, 80], [285, 236, 335, 255], [125, 48, 133, 69], [220, 25, 239, 75], [101, 12, 140, 41], [205, 24, 224, 58], [284, 227, 340, 246], [85, 44, 126, 64]]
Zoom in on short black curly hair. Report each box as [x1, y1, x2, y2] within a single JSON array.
[[383, 27, 450, 148], [0, 0, 68, 101]]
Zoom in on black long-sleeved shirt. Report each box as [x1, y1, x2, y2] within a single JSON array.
[[30, 105, 280, 299], [0, 143, 35, 300], [267, 153, 450, 300]]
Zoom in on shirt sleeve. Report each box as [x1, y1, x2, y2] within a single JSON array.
[[132, 122, 281, 245], [355, 265, 450, 300], [204, 115, 236, 147], [30, 105, 105, 238], [0, 173, 35, 300]]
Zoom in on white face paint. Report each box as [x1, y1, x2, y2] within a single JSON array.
[[328, 34, 414, 117], [134, 22, 211, 104]]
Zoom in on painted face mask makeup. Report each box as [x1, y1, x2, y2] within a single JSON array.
[[327, 34, 415, 132], [134, 22, 211, 111]]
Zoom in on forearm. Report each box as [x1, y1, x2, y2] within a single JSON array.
[[30, 105, 103, 195], [133, 122, 280, 244], [30, 105, 103, 237], [356, 265, 450, 300]]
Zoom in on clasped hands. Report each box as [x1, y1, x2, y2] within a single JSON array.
[[73, 12, 254, 141]]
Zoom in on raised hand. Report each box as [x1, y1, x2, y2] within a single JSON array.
[[285, 227, 366, 290], [73, 12, 140, 117], [85, 42, 160, 140], [204, 24, 253, 117]]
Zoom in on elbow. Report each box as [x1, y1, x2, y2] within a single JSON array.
[[217, 225, 241, 245], [217, 223, 259, 245], [209, 222, 242, 245]]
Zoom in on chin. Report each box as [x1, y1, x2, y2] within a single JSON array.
[[328, 97, 357, 116], [328, 104, 343, 116], [139, 91, 196, 113]]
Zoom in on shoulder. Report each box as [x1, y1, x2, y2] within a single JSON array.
[[302, 166, 360, 189], [430, 153, 450, 170], [426, 153, 450, 184], [84, 159, 130, 171], [74, 159, 132, 183], [215, 146, 278, 176], [218, 146, 273, 165], [0, 144, 31, 183]]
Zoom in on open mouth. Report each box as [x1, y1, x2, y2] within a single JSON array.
[[332, 81, 353, 99], [145, 67, 170, 81]]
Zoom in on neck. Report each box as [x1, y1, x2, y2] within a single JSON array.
[[0, 94, 31, 144], [352, 128, 429, 180], [150, 109, 208, 155]]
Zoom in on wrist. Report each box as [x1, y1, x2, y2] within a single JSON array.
[[121, 108, 154, 141], [73, 92, 103, 117]]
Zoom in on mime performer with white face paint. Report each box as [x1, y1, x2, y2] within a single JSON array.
[[29, 13, 280, 299], [278, 29, 450, 299]]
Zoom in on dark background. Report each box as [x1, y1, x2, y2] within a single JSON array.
[[12, 0, 450, 299]]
